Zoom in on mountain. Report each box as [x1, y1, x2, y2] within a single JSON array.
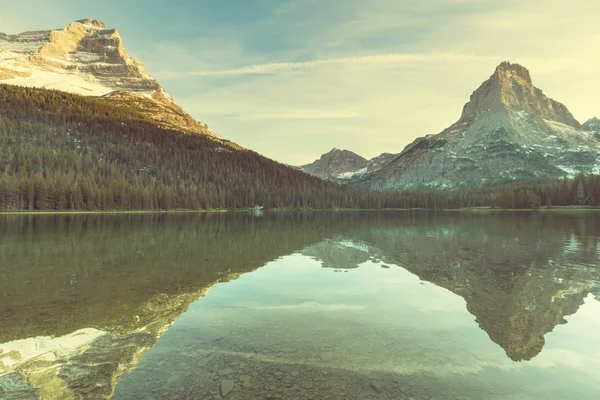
[[299, 148, 367, 180], [583, 117, 600, 135], [0, 18, 216, 137], [352, 62, 600, 190], [300, 149, 398, 183]]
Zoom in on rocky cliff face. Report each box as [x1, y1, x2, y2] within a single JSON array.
[[0, 18, 218, 138], [460, 62, 580, 127], [355, 62, 600, 189]]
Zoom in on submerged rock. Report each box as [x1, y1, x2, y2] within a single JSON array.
[[240, 374, 252, 388], [371, 381, 384, 393], [218, 367, 235, 376], [219, 379, 234, 397]]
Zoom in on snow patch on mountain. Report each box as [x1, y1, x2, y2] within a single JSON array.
[[336, 167, 368, 179], [0, 19, 161, 99], [3, 68, 111, 96], [0, 328, 106, 370]]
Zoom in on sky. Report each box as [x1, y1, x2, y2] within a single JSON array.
[[1, 0, 599, 165]]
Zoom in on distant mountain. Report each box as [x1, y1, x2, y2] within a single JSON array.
[[350, 62, 600, 190], [0, 18, 216, 137], [583, 117, 600, 135], [299, 149, 398, 183], [299, 148, 368, 180]]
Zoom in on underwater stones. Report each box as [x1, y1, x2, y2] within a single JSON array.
[[239, 374, 252, 388], [319, 351, 334, 362], [301, 381, 314, 389], [219, 379, 234, 397], [197, 358, 209, 367], [166, 374, 181, 386], [219, 367, 235, 376], [290, 370, 299, 377], [371, 381, 384, 393]]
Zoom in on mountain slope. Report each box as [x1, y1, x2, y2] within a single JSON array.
[[0, 18, 216, 137], [355, 62, 600, 190]]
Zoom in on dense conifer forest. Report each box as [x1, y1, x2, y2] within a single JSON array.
[[0, 84, 598, 211]]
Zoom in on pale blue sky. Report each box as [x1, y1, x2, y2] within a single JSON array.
[[1, 0, 599, 164]]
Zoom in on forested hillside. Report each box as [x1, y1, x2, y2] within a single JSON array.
[[0, 84, 598, 211], [0, 84, 387, 210]]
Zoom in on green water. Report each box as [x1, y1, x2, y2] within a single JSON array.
[[1, 212, 599, 399]]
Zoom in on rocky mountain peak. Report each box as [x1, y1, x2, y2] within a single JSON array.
[[460, 61, 579, 127], [317, 148, 365, 163], [0, 19, 219, 138], [300, 149, 367, 180], [583, 117, 600, 132], [494, 61, 532, 84], [37, 19, 131, 69], [74, 18, 107, 29]]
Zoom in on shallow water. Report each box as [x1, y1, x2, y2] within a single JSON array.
[[1, 211, 599, 399]]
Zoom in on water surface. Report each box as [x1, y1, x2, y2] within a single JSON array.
[[1, 212, 599, 399]]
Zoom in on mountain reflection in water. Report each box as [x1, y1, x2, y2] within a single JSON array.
[[0, 211, 599, 399]]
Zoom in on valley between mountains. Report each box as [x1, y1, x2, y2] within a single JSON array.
[[0, 19, 599, 211]]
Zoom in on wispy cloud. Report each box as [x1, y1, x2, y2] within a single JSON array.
[[158, 52, 498, 78]]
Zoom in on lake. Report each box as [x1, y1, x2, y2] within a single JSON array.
[[1, 211, 599, 399]]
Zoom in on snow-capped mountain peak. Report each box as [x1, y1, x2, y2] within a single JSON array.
[[350, 62, 600, 189], [299, 149, 399, 182], [0, 19, 219, 137], [0, 18, 159, 98]]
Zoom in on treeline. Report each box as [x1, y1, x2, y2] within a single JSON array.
[[493, 174, 600, 208], [0, 84, 398, 211], [0, 84, 598, 211]]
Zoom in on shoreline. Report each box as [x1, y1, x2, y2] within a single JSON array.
[[1, 206, 599, 215]]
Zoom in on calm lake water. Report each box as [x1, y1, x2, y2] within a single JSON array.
[[1, 211, 599, 399]]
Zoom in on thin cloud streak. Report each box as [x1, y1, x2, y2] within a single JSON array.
[[157, 52, 500, 78]]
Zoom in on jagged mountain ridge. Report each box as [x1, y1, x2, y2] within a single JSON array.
[[350, 62, 600, 189], [0, 18, 218, 138], [299, 148, 398, 183]]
